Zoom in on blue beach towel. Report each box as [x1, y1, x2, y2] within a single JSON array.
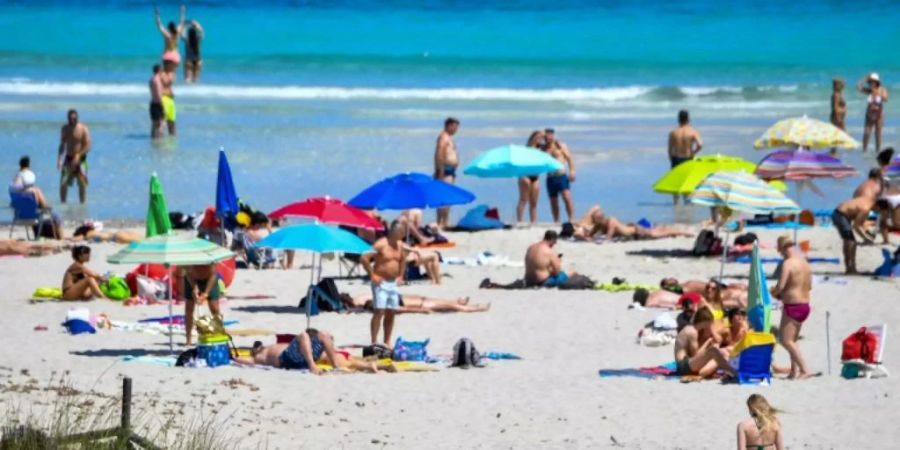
[[733, 255, 840, 265]]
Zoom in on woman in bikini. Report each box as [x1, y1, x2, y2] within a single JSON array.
[[154, 5, 186, 65], [62, 245, 107, 300], [177, 263, 222, 346], [736, 394, 784, 450], [858, 73, 889, 153], [516, 131, 545, 225]]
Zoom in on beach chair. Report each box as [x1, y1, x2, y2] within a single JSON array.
[[841, 324, 889, 379], [8, 191, 55, 240], [338, 253, 365, 278], [730, 332, 776, 385]]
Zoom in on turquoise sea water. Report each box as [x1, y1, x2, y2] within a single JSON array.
[[1, 1, 897, 222]]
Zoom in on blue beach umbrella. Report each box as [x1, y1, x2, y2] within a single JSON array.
[[256, 223, 373, 326], [348, 172, 476, 210], [216, 148, 239, 228], [463, 144, 563, 178]]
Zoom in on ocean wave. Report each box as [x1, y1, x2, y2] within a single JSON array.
[[0, 80, 812, 103]]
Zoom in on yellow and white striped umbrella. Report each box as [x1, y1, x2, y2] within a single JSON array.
[[753, 115, 859, 150]]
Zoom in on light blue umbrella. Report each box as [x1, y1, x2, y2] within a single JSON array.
[[216, 148, 239, 229], [463, 144, 563, 178], [348, 172, 476, 210], [747, 242, 772, 333], [256, 223, 372, 326]]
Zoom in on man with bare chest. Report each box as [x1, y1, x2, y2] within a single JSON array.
[[361, 221, 407, 346], [434, 117, 460, 229], [58, 109, 91, 204]]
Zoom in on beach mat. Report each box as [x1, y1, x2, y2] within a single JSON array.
[[599, 362, 677, 379], [733, 255, 840, 265]]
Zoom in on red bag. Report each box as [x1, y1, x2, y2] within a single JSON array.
[[841, 327, 878, 363]]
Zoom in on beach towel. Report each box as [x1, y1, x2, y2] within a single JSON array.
[[31, 287, 63, 301], [733, 255, 840, 265], [596, 282, 658, 292], [480, 352, 522, 360], [121, 355, 177, 367], [444, 251, 524, 268], [598, 362, 678, 379]]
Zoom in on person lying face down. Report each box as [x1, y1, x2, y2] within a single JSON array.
[[233, 329, 393, 375]]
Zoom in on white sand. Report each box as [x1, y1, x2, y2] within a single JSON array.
[[1, 224, 899, 449]]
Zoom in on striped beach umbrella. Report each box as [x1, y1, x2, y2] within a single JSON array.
[[755, 149, 858, 181], [690, 171, 801, 215], [753, 115, 859, 150], [653, 154, 756, 195]]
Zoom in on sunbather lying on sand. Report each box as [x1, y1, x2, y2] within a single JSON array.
[[233, 329, 392, 375], [340, 293, 490, 314], [70, 222, 142, 244], [673, 307, 737, 377], [573, 205, 692, 241], [660, 277, 747, 309], [0, 239, 65, 257]]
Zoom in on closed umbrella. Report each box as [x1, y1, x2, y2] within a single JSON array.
[[747, 242, 773, 333], [690, 171, 801, 280], [463, 144, 563, 178], [108, 233, 234, 351], [753, 115, 859, 150], [269, 196, 384, 230], [755, 149, 857, 180], [349, 172, 475, 211], [653, 154, 757, 196], [256, 223, 373, 327], [216, 148, 240, 229], [145, 174, 172, 238]]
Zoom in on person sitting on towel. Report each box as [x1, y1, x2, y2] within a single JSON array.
[[673, 307, 737, 377], [234, 329, 387, 374], [62, 245, 108, 300], [479, 230, 573, 289]]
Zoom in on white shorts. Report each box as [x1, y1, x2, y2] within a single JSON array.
[[372, 281, 400, 310]]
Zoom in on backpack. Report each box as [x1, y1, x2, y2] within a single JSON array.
[[559, 274, 596, 290], [392, 337, 430, 361], [559, 222, 575, 239], [692, 230, 722, 256], [362, 344, 393, 359], [841, 327, 879, 363], [733, 232, 758, 246], [451, 338, 483, 368]]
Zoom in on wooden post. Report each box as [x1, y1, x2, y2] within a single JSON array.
[[121, 377, 132, 434]]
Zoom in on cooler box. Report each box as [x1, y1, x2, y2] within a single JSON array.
[[197, 343, 231, 367]]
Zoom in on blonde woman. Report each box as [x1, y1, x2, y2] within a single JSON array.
[[737, 394, 784, 450], [516, 131, 545, 225]]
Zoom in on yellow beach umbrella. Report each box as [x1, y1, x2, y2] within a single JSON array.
[[753, 115, 859, 150], [653, 154, 756, 195]]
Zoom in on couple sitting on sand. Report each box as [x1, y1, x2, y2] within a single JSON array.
[[673, 298, 751, 378], [234, 328, 396, 375], [570, 205, 692, 241]]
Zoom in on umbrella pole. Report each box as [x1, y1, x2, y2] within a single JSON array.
[[166, 264, 173, 353], [306, 253, 315, 330], [718, 229, 730, 282], [826, 310, 832, 375]]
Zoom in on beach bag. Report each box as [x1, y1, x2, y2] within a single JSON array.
[[136, 275, 168, 300], [734, 232, 758, 246], [692, 230, 721, 256], [99, 276, 131, 300], [559, 274, 596, 290], [451, 338, 483, 368], [559, 222, 575, 239], [392, 337, 430, 361], [842, 327, 878, 363], [362, 344, 393, 359]]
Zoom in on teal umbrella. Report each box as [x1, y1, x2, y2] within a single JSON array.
[[747, 242, 772, 333], [145, 173, 172, 238], [108, 233, 234, 351], [256, 223, 373, 326], [463, 144, 563, 178]]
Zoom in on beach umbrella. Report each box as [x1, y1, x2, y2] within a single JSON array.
[[690, 171, 801, 280], [145, 173, 172, 238], [746, 242, 772, 333], [108, 233, 235, 352], [348, 172, 476, 211], [256, 223, 373, 327], [755, 149, 858, 181], [463, 144, 563, 178], [652, 154, 756, 196], [269, 196, 385, 230], [753, 115, 859, 150], [216, 148, 240, 229]]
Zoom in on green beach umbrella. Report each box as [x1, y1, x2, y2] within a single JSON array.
[[652, 154, 756, 195], [747, 242, 772, 333], [146, 173, 172, 238]]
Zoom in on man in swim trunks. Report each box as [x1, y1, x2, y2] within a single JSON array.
[[58, 109, 91, 204], [853, 168, 883, 200], [673, 307, 737, 377], [177, 263, 222, 346], [770, 236, 812, 379], [433, 117, 460, 229], [543, 128, 576, 224], [159, 57, 178, 136], [361, 220, 407, 346], [832, 196, 891, 273], [524, 230, 569, 287], [667, 110, 703, 204], [858, 73, 888, 153], [235, 329, 339, 375], [149, 64, 164, 139]]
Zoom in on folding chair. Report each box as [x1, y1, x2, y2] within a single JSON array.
[[8, 191, 55, 240], [730, 331, 776, 385], [338, 253, 364, 278]]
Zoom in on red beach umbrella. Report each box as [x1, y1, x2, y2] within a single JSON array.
[[269, 196, 385, 231]]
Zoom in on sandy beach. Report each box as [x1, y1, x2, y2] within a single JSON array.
[[1, 223, 898, 449]]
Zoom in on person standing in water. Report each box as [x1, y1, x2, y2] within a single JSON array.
[[433, 117, 460, 229], [148, 64, 163, 139], [830, 78, 847, 154], [516, 130, 545, 225], [667, 110, 703, 204], [858, 73, 888, 153], [182, 19, 204, 83], [159, 56, 178, 136], [154, 5, 186, 66], [543, 128, 575, 224], [58, 109, 91, 204], [736, 394, 784, 450]]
